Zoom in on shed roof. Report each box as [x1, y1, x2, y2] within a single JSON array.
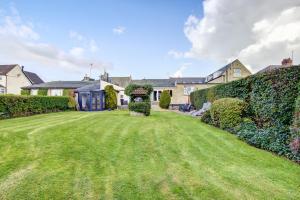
[[132, 79, 175, 87]]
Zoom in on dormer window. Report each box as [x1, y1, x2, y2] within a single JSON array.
[[233, 68, 241, 77]]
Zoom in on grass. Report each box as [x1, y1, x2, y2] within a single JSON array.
[[0, 111, 299, 199]]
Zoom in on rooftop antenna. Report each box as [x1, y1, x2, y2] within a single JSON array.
[[89, 63, 93, 77]]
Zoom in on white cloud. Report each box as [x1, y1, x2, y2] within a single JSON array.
[[171, 63, 191, 77], [168, 50, 184, 59], [113, 26, 126, 35], [0, 7, 109, 77], [69, 30, 99, 53], [183, 0, 300, 72]]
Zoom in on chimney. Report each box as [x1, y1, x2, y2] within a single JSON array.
[[281, 58, 293, 67]]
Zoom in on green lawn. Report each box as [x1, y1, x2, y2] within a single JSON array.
[[0, 111, 299, 199]]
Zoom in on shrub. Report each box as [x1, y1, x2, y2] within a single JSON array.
[[37, 89, 48, 96], [21, 89, 30, 95], [210, 98, 245, 129], [191, 66, 300, 127], [125, 84, 153, 101], [0, 95, 69, 119], [159, 90, 171, 109], [201, 110, 212, 124], [129, 102, 151, 116], [104, 85, 117, 110]]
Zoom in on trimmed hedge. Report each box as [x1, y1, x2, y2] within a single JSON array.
[[0, 95, 69, 119], [191, 66, 300, 162], [191, 66, 300, 128], [37, 89, 48, 96], [21, 89, 30, 95], [104, 85, 117, 110], [159, 90, 171, 109], [128, 102, 151, 116], [210, 98, 246, 130]]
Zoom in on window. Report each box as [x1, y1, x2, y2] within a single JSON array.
[[184, 86, 195, 95], [0, 87, 5, 94], [169, 90, 173, 97], [50, 89, 62, 96], [233, 68, 241, 77]]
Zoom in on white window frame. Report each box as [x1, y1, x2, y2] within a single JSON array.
[[233, 68, 242, 77], [184, 86, 195, 96], [50, 89, 62, 96]]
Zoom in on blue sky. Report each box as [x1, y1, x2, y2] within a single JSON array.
[[0, 0, 299, 81], [0, 0, 220, 81]]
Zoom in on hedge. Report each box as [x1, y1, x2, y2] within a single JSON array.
[[191, 66, 300, 128], [128, 102, 151, 116], [104, 85, 117, 110], [37, 89, 48, 96], [21, 89, 30, 95], [0, 95, 69, 119], [159, 90, 171, 109], [210, 98, 246, 130], [192, 66, 300, 162]]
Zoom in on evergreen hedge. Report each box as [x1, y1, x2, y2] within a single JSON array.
[[128, 102, 151, 116], [159, 90, 171, 109], [21, 89, 30, 95], [37, 89, 48, 96], [191, 66, 300, 128], [104, 85, 117, 110], [0, 95, 69, 119], [192, 66, 300, 162]]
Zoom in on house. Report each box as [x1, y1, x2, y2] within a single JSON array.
[[257, 58, 295, 74], [23, 77, 127, 111], [0, 64, 44, 95], [107, 59, 251, 105], [205, 59, 251, 83], [22, 59, 251, 109]]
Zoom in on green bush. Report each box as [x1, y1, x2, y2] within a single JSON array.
[[37, 89, 48, 96], [21, 89, 30, 95], [210, 98, 245, 129], [125, 84, 153, 101], [104, 85, 117, 110], [201, 110, 212, 124], [191, 66, 300, 127], [0, 95, 69, 119], [159, 90, 171, 109], [129, 102, 151, 116]]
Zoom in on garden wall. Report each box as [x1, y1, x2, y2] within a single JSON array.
[[0, 95, 69, 119]]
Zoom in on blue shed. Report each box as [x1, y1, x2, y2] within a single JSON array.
[[75, 82, 105, 111]]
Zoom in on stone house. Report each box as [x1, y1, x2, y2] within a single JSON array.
[[108, 59, 251, 105], [0, 64, 44, 95]]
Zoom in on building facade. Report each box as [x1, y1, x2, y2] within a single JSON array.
[[0, 64, 44, 95]]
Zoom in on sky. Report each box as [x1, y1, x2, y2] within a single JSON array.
[[0, 0, 299, 81]]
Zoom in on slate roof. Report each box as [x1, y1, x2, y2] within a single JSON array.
[[256, 65, 282, 74], [205, 61, 235, 83], [110, 76, 132, 87], [131, 79, 175, 87], [23, 81, 97, 89], [75, 82, 101, 92], [24, 71, 44, 84], [131, 88, 148, 95], [0, 65, 16, 75], [170, 77, 206, 84]]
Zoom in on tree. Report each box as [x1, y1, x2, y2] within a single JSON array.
[[104, 85, 117, 110], [159, 90, 171, 109]]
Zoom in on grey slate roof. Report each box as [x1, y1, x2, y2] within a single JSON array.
[[205, 59, 241, 82], [75, 82, 101, 92], [110, 76, 132, 87], [170, 77, 206, 84], [23, 81, 97, 89], [0, 65, 16, 75], [24, 71, 44, 84], [132, 79, 175, 87], [256, 65, 282, 74]]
